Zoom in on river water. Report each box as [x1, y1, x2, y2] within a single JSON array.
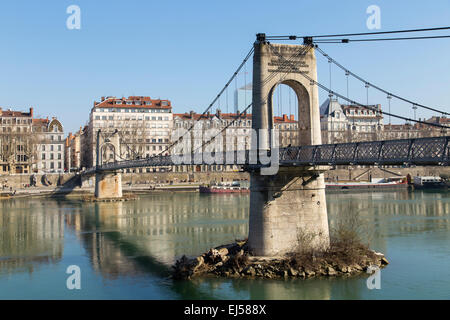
[[0, 189, 449, 300]]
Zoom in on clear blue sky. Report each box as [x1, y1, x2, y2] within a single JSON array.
[[0, 0, 449, 133]]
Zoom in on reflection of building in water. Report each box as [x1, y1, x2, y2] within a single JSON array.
[[103, 193, 249, 265], [0, 198, 64, 274], [65, 193, 249, 279]]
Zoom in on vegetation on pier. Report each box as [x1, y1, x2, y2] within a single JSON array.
[[172, 209, 389, 280]]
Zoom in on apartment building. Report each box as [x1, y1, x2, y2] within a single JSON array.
[[65, 127, 83, 171], [0, 107, 64, 174], [320, 98, 383, 143], [33, 117, 65, 173], [172, 110, 298, 172], [82, 96, 173, 171]]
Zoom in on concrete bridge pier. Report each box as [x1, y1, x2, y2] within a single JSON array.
[[248, 167, 330, 256], [94, 171, 123, 199]]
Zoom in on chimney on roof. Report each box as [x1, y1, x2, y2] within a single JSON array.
[[243, 110, 247, 117], [30, 107, 34, 117], [190, 110, 194, 119], [290, 114, 295, 121], [216, 109, 221, 118], [283, 114, 288, 122], [101, 96, 105, 102], [207, 111, 210, 118]]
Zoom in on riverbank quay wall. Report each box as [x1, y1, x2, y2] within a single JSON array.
[[0, 173, 77, 190], [1, 166, 448, 190]]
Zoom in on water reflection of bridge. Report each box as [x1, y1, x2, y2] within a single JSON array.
[[1, 190, 448, 299]]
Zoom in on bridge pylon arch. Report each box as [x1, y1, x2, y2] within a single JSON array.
[[248, 37, 330, 256]]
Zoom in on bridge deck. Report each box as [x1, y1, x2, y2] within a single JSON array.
[[84, 136, 449, 174]]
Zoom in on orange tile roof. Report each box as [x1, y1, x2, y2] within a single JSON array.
[[32, 118, 49, 125], [1, 110, 32, 117], [94, 96, 171, 110]]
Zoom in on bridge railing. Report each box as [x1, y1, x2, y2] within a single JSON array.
[[280, 136, 449, 166], [83, 136, 449, 174]]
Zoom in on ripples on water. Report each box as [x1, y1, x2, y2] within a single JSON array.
[[0, 190, 448, 299]]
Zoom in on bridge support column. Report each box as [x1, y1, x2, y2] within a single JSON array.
[[248, 167, 329, 256], [95, 171, 122, 199]]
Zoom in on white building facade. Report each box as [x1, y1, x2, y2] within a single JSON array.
[[84, 96, 173, 171], [320, 98, 383, 143]]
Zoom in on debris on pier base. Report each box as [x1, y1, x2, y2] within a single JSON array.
[[172, 240, 389, 280]]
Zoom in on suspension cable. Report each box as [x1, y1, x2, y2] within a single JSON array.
[[268, 43, 450, 129], [315, 46, 450, 116], [265, 26, 450, 40], [157, 46, 255, 156], [190, 44, 315, 154]]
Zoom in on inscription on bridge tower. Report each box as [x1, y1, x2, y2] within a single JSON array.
[[248, 36, 330, 256], [267, 47, 310, 74]]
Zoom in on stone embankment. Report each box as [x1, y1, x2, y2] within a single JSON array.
[[172, 240, 389, 280]]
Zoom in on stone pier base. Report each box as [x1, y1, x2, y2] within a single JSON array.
[[248, 167, 330, 256], [94, 171, 122, 199]]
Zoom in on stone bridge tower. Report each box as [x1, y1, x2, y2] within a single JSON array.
[[248, 34, 330, 256], [94, 129, 122, 199]]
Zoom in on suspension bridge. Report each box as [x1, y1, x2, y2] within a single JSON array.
[[83, 30, 450, 257]]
